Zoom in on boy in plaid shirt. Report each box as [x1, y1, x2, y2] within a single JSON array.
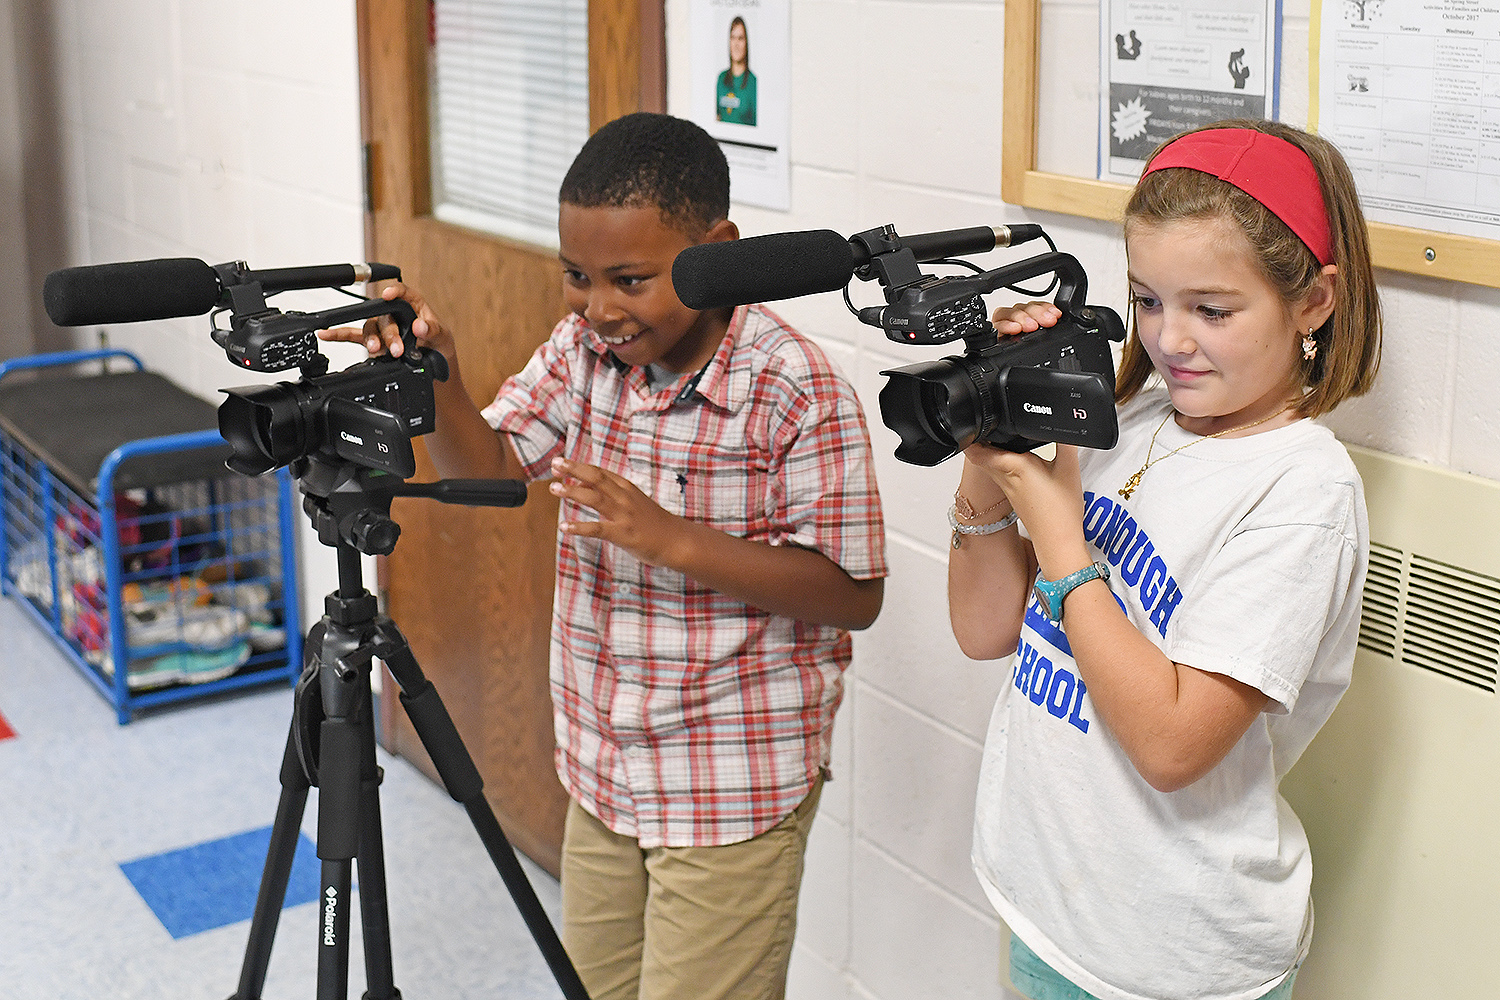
[[322, 112, 887, 1000]]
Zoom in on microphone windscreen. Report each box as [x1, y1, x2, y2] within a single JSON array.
[[43, 258, 221, 327], [672, 231, 856, 310]]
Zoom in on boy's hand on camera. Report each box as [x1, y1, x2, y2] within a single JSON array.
[[549, 458, 683, 566], [991, 300, 1062, 338], [316, 282, 454, 360]]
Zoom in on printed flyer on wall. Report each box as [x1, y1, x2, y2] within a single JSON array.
[[1100, 0, 1283, 182], [1313, 0, 1500, 241], [688, 0, 791, 211]]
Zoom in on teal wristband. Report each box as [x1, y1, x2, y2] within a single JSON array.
[[1033, 561, 1110, 623]]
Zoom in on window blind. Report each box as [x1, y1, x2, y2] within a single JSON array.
[[429, 0, 589, 249]]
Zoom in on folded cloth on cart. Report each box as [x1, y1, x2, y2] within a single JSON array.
[[123, 640, 253, 691], [126, 601, 251, 649], [64, 576, 276, 650], [122, 577, 281, 634], [205, 580, 279, 625], [121, 576, 213, 608], [118, 588, 286, 689], [12, 539, 52, 608]]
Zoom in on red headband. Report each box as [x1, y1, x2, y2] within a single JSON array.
[[1142, 128, 1334, 266]]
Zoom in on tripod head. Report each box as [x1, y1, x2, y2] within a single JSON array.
[[292, 451, 528, 557]]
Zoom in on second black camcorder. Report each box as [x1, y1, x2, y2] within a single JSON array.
[[43, 257, 446, 479], [671, 223, 1126, 466]]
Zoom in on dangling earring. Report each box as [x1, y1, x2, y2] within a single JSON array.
[[1302, 328, 1318, 362]]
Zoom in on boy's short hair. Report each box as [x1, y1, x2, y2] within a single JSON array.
[[559, 112, 730, 236]]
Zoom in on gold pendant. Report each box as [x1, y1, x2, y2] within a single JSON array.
[[1119, 469, 1143, 499], [952, 529, 962, 549]]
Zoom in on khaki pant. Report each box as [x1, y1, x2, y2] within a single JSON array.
[[559, 778, 823, 1000]]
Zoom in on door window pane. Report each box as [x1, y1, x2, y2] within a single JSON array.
[[429, 0, 589, 248]]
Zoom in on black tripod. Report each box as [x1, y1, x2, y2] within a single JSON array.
[[228, 454, 591, 1000]]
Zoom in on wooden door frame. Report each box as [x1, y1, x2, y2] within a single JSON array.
[[354, 0, 665, 877], [357, 0, 667, 226]]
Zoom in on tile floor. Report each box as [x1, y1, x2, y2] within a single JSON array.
[[0, 594, 567, 999]]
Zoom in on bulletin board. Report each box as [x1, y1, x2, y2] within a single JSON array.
[[1001, 0, 1500, 289]]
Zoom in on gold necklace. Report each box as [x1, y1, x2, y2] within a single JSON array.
[[1118, 406, 1292, 500]]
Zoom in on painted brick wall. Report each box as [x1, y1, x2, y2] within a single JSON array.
[[30, 0, 370, 632]]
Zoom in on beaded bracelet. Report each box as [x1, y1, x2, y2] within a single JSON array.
[[947, 505, 1020, 549], [954, 487, 1009, 522]]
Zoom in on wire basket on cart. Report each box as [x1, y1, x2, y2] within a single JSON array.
[[0, 349, 302, 723]]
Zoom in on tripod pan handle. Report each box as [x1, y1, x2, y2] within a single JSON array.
[[395, 478, 529, 507]]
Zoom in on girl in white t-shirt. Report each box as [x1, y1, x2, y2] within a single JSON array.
[[949, 120, 1383, 1000]]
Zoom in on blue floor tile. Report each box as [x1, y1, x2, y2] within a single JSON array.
[[120, 826, 321, 939], [1, 594, 564, 998]]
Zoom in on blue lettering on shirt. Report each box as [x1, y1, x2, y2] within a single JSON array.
[[1013, 634, 1090, 735], [1011, 487, 1194, 738], [1092, 498, 1130, 554], [1081, 491, 1182, 637], [1025, 597, 1073, 656], [1149, 579, 1183, 632], [1119, 532, 1155, 587]]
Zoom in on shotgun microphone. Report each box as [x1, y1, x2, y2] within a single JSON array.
[[671, 225, 1045, 310], [43, 258, 402, 327]]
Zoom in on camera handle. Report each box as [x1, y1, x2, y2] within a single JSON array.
[[973, 250, 1089, 313], [959, 251, 1125, 354], [216, 295, 431, 378], [862, 251, 1098, 349]]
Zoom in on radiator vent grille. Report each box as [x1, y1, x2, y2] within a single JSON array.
[[1358, 542, 1500, 694], [1358, 542, 1402, 658]]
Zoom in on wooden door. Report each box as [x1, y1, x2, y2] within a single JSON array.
[[357, 0, 664, 876]]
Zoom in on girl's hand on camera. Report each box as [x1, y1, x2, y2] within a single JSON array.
[[963, 440, 1090, 578], [991, 300, 1062, 337], [317, 282, 454, 360]]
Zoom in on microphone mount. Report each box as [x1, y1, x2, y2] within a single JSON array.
[[209, 262, 411, 375], [845, 223, 1060, 346]]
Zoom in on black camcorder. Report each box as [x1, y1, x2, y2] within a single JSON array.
[[217, 349, 443, 479], [848, 225, 1125, 466], [208, 262, 449, 479], [43, 257, 447, 479], [670, 222, 1126, 467]]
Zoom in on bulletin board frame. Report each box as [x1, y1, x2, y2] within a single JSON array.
[[1000, 0, 1500, 289]]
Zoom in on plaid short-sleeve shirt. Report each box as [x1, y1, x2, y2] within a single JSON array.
[[481, 304, 887, 847]]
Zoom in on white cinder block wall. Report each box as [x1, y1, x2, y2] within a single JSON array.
[[25, 0, 373, 630], [22, 0, 1500, 998], [666, 2, 1500, 998]]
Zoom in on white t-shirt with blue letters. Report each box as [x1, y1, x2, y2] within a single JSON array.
[[972, 386, 1367, 1000]]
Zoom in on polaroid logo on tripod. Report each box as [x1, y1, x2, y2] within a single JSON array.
[[323, 886, 338, 946]]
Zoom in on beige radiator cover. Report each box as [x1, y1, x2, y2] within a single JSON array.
[[1281, 445, 1500, 997]]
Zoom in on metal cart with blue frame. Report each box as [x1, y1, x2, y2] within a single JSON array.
[[0, 349, 301, 723]]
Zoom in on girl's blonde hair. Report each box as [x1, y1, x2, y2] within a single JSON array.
[[1117, 119, 1382, 418]]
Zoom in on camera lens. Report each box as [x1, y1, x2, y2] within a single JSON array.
[[878, 361, 980, 466], [921, 382, 957, 439], [218, 383, 310, 476]]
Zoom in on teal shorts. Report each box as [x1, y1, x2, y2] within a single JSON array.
[[1009, 934, 1298, 1000]]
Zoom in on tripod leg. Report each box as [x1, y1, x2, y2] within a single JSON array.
[[318, 859, 354, 1000], [316, 707, 364, 1000], [355, 702, 399, 1000], [374, 624, 592, 1000], [230, 705, 313, 1000]]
